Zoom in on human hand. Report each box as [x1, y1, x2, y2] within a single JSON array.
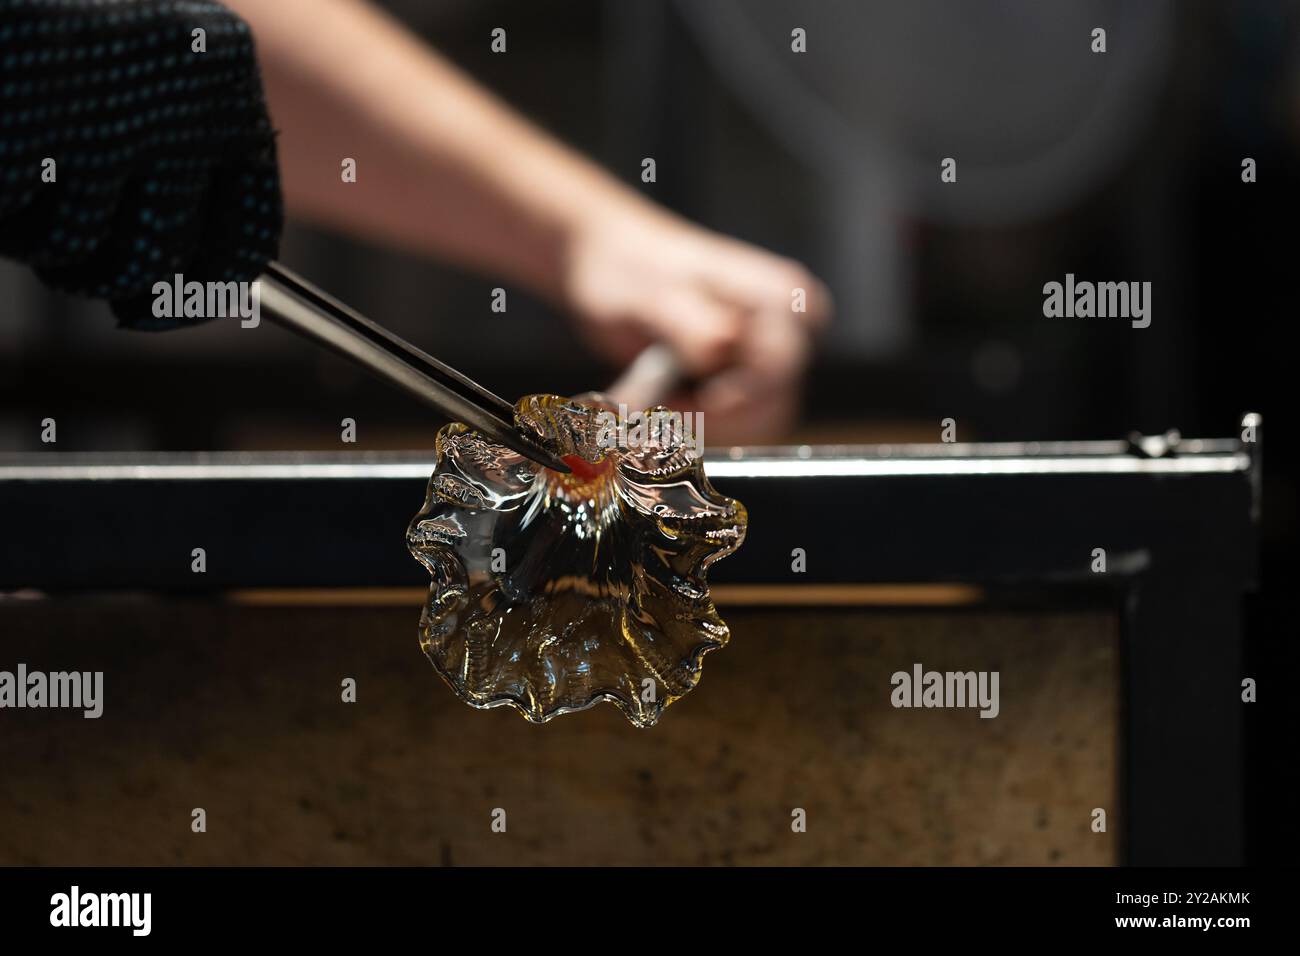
[[0, 0, 282, 327], [560, 200, 831, 445]]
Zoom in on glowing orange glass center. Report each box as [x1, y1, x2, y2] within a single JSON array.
[[552, 453, 615, 496]]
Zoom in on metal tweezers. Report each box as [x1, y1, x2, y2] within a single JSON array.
[[257, 261, 570, 473]]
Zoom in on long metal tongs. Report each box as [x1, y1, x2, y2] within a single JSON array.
[[257, 261, 570, 473]]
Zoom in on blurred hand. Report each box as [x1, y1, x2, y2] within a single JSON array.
[[231, 0, 830, 433], [561, 202, 832, 445]]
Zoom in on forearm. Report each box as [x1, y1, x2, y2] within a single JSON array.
[[227, 0, 649, 302]]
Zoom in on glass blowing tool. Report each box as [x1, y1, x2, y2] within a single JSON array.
[[257, 261, 570, 474]]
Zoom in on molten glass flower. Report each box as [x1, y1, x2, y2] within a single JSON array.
[[406, 394, 747, 727]]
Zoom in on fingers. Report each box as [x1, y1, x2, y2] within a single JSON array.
[[700, 241, 833, 334], [635, 247, 825, 387], [695, 370, 800, 445], [638, 282, 746, 377], [564, 213, 828, 440], [679, 282, 814, 442]]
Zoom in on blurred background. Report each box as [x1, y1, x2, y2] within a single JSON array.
[[2, 0, 1295, 456], [1, 0, 1296, 863]]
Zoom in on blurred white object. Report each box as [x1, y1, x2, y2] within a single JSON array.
[[606, 343, 683, 410]]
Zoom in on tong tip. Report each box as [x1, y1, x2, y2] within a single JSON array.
[[500, 429, 571, 474]]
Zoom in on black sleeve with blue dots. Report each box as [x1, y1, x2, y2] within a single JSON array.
[[0, 0, 283, 329]]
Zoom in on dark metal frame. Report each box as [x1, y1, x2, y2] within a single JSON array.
[[0, 428, 1260, 865]]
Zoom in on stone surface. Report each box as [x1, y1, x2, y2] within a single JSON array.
[[0, 600, 1117, 865]]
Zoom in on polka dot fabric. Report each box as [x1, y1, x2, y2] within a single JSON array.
[[0, 0, 283, 328]]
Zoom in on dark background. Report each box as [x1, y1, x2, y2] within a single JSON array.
[[1, 0, 1295, 865]]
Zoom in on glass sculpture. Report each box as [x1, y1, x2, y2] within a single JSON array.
[[407, 393, 747, 727]]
